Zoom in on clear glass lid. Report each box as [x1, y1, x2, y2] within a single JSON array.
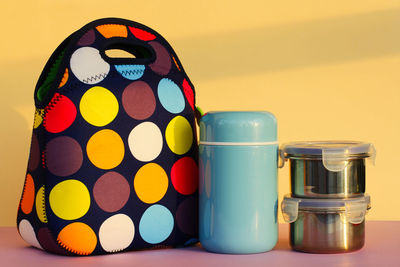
[[279, 141, 376, 171], [281, 194, 371, 224]]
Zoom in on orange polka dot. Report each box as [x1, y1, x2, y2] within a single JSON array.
[[57, 222, 97, 255], [172, 56, 181, 71], [96, 24, 128, 38], [58, 68, 69, 88], [134, 163, 168, 204], [21, 174, 35, 214], [87, 129, 125, 169]]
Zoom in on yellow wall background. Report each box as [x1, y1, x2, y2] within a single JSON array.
[[1, 0, 399, 226]]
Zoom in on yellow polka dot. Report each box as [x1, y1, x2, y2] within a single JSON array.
[[49, 180, 90, 220], [134, 163, 168, 204], [33, 109, 44, 129], [35, 186, 47, 223], [80, 86, 119, 127], [57, 222, 97, 255], [165, 116, 193, 155], [87, 129, 125, 169]]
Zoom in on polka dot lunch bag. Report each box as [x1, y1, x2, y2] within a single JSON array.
[[17, 18, 198, 255]]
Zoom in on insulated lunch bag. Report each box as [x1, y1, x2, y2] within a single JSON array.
[[17, 18, 198, 255]]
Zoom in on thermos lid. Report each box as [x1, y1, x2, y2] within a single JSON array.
[[280, 141, 376, 171], [281, 194, 371, 224], [199, 111, 277, 144]]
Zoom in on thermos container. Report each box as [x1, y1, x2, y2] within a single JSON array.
[[280, 141, 376, 198], [281, 194, 371, 253], [199, 111, 278, 254]]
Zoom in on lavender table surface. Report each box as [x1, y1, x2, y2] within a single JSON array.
[[1, 221, 399, 267]]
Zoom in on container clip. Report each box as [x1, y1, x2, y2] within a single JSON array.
[[322, 148, 350, 172], [341, 202, 368, 224], [281, 197, 299, 223]]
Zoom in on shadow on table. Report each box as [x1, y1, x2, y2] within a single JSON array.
[[184, 237, 291, 254]]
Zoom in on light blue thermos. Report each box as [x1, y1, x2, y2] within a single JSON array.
[[199, 111, 278, 254]]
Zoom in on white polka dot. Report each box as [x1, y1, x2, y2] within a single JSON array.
[[99, 214, 135, 252], [128, 122, 163, 162], [70, 47, 110, 84], [18, 219, 43, 249]]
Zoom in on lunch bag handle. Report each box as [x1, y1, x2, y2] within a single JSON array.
[[34, 18, 194, 110]]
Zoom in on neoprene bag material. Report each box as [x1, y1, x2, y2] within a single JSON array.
[[17, 18, 198, 255]]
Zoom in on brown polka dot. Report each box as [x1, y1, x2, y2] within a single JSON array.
[[45, 136, 83, 177], [176, 197, 198, 235], [148, 42, 171, 76], [28, 133, 40, 172], [93, 171, 130, 212], [37, 228, 69, 255], [77, 29, 95, 46], [122, 81, 156, 120]]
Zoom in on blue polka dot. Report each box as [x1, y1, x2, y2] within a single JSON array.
[[115, 65, 145, 80], [184, 238, 199, 246], [157, 78, 185, 114], [139, 204, 174, 244]]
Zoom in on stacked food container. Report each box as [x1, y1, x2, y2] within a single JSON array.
[[280, 141, 375, 253]]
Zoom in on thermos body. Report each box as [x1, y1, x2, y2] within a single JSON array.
[[199, 111, 278, 254]]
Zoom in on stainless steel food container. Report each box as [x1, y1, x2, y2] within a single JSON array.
[[281, 194, 371, 253], [280, 141, 375, 198]]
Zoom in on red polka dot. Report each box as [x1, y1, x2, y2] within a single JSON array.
[[129, 26, 156, 41], [182, 79, 194, 110], [44, 93, 76, 133], [171, 157, 198, 195]]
